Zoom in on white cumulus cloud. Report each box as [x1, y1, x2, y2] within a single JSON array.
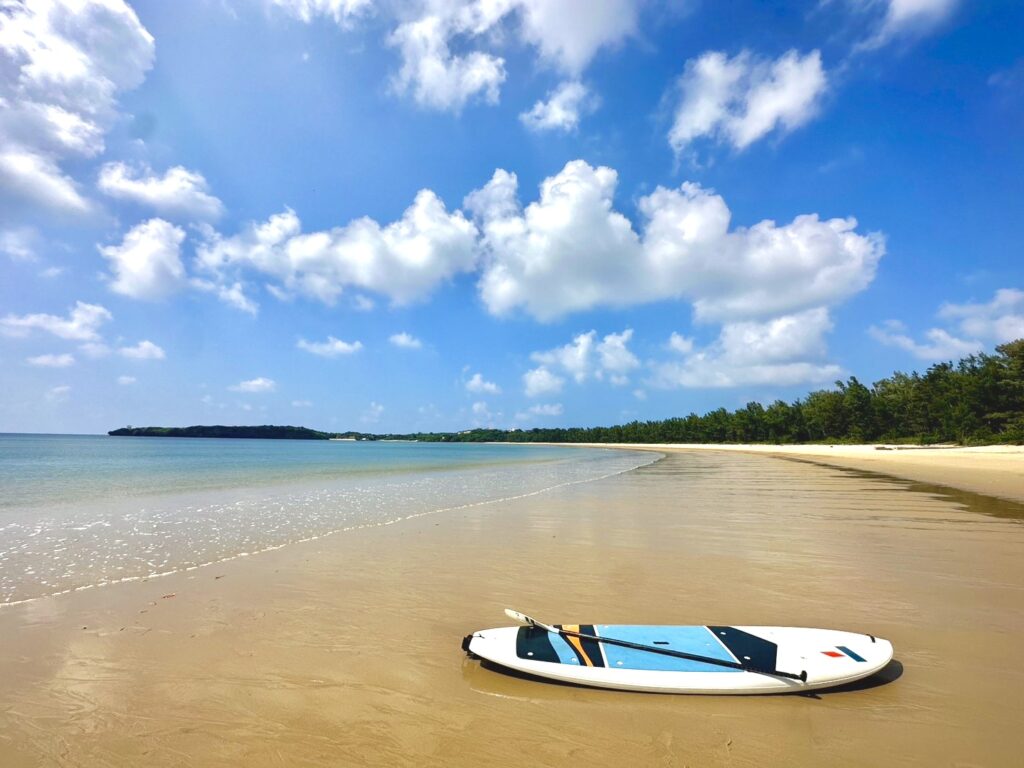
[[1, 301, 111, 340], [118, 340, 165, 360], [197, 191, 477, 306], [530, 328, 640, 388], [0, 0, 154, 216], [532, 332, 597, 383], [230, 377, 276, 393], [651, 307, 843, 388], [669, 49, 828, 154], [297, 335, 363, 357], [281, 0, 636, 113], [99, 218, 187, 300], [466, 372, 501, 394], [117, 375, 136, 385], [467, 160, 882, 322], [517, 0, 638, 74], [389, 12, 506, 112], [522, 366, 564, 397], [520, 80, 597, 132], [389, 332, 423, 349], [97, 162, 225, 220], [667, 332, 695, 355], [596, 329, 640, 384]]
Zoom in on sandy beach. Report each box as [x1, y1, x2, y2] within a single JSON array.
[[1, 447, 1023, 766], [577, 443, 1024, 505]]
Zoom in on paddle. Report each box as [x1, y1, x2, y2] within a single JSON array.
[[505, 609, 808, 683]]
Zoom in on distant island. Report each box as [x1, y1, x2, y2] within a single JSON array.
[[109, 425, 332, 440], [109, 340, 1023, 446]]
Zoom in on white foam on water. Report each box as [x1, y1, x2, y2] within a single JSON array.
[[0, 448, 660, 607]]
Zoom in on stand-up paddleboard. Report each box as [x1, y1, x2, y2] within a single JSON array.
[[462, 610, 894, 694]]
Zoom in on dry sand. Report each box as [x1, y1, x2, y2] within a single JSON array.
[[1, 449, 1022, 766]]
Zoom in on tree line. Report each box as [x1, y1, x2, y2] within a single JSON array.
[[109, 425, 331, 440], [372, 339, 1024, 446]]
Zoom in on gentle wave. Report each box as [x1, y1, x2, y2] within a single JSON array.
[[0, 441, 660, 606]]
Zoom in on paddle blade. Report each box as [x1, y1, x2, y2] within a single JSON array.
[[504, 609, 558, 633], [504, 608, 534, 625]]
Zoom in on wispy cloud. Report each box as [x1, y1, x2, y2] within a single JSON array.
[[1, 302, 111, 341], [27, 353, 74, 367], [45, 385, 71, 403], [362, 401, 384, 423], [515, 402, 564, 420]]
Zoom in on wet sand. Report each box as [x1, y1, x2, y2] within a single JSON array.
[[1, 450, 1023, 766], [573, 443, 1024, 504]]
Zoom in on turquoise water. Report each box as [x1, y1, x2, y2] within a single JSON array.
[[0, 435, 656, 605]]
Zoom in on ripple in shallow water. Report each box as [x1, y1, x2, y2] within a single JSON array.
[[0, 448, 657, 605]]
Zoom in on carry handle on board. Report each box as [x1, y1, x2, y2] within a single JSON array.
[[505, 609, 809, 683]]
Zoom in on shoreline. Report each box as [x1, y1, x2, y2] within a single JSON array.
[[0, 444, 658, 609]]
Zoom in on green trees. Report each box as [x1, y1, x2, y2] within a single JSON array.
[[110, 341, 1023, 446], [108, 425, 332, 440], [380, 340, 1023, 446]]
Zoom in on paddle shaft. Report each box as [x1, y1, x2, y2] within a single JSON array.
[[548, 625, 808, 682]]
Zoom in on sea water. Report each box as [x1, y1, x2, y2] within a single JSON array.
[[0, 434, 656, 605]]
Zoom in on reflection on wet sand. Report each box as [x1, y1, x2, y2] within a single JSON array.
[[1, 451, 1022, 766]]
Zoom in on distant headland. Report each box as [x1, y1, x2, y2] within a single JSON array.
[[108, 425, 333, 440]]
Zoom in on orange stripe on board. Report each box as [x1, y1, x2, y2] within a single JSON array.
[[562, 624, 594, 667]]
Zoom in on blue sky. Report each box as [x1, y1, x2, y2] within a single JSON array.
[[1, 0, 1022, 434]]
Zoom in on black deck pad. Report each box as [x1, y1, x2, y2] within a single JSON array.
[[515, 626, 560, 663], [707, 626, 778, 670]]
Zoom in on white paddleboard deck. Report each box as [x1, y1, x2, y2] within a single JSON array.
[[464, 622, 893, 694]]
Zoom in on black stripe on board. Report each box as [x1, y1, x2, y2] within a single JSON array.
[[516, 626, 560, 663], [707, 626, 778, 671], [578, 625, 605, 667], [555, 625, 588, 666]]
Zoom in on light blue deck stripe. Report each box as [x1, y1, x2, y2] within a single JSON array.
[[549, 633, 583, 665], [595, 625, 742, 673]]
